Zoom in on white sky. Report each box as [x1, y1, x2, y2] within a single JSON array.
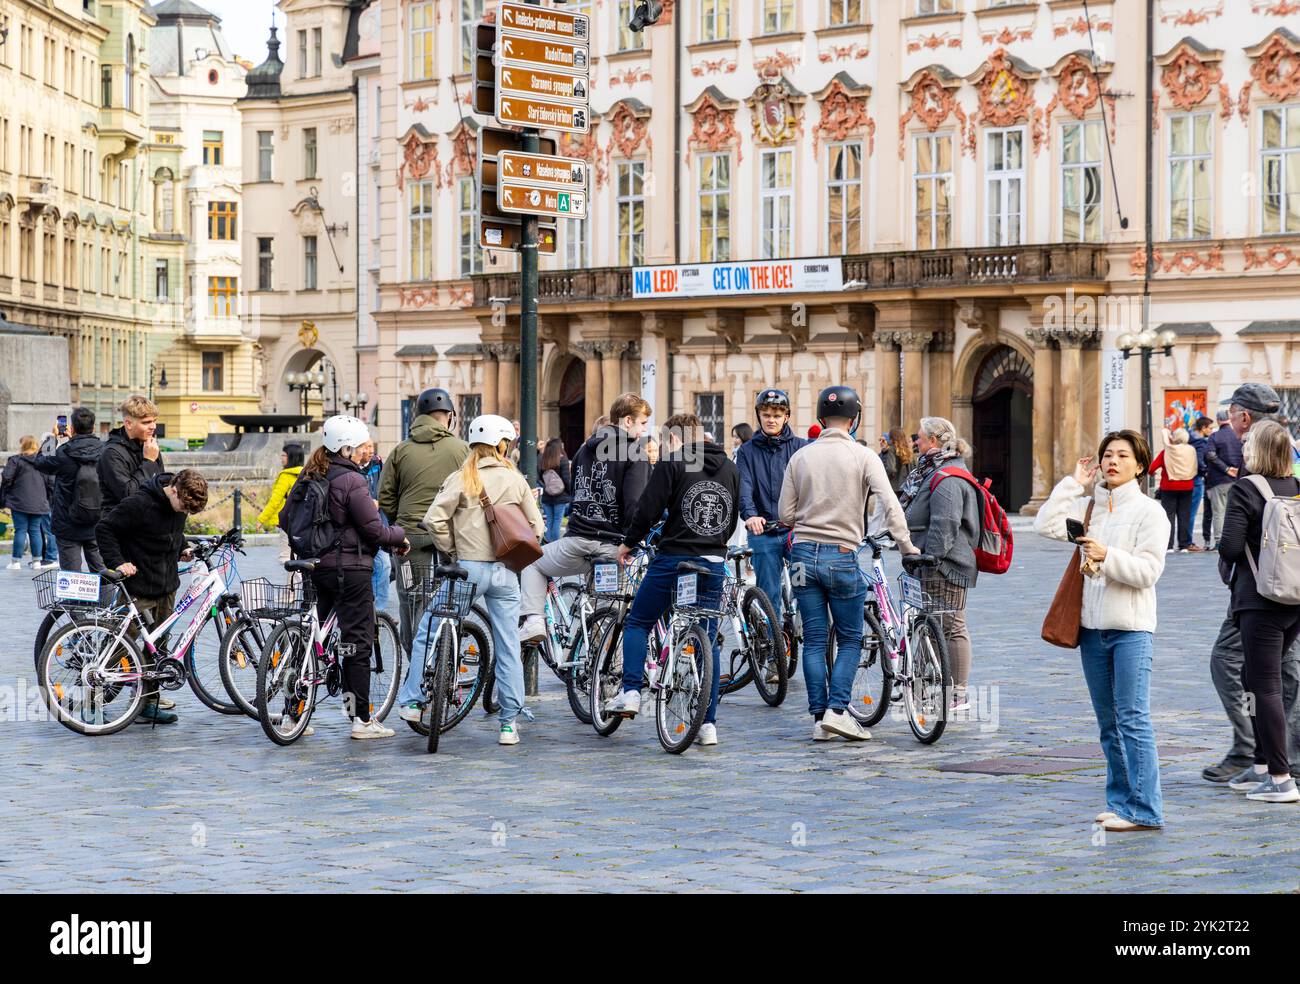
[[199, 0, 281, 65]]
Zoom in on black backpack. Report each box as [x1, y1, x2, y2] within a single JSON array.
[[68, 459, 102, 526], [279, 471, 343, 559]]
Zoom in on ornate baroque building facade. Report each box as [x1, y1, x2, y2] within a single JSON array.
[[372, 0, 1300, 513]]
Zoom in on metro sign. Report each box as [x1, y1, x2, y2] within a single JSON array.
[[498, 2, 590, 43], [498, 182, 587, 219]]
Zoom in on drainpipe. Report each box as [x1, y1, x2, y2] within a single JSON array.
[[668, 4, 681, 417], [1141, 0, 1155, 454]]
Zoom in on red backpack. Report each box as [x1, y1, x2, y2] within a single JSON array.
[[927, 467, 1014, 575]]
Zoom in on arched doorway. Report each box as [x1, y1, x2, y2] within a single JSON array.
[[557, 355, 586, 458], [972, 345, 1033, 513]]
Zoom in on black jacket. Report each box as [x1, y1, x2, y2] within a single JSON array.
[[1219, 474, 1300, 614], [540, 456, 573, 506], [96, 474, 187, 600], [566, 426, 651, 544], [319, 454, 407, 572], [99, 426, 165, 513], [2, 453, 51, 515], [32, 434, 103, 539], [623, 442, 739, 557]]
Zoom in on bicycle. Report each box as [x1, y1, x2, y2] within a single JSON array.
[[716, 545, 787, 706], [35, 529, 256, 736], [252, 560, 403, 746], [401, 564, 489, 752], [848, 536, 959, 743], [588, 557, 721, 754]]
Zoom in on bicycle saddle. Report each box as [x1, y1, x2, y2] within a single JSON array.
[[676, 561, 714, 577], [901, 553, 940, 573], [727, 546, 753, 561], [284, 559, 320, 574], [435, 563, 469, 581]]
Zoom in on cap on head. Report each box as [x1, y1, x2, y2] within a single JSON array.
[[1221, 382, 1281, 416]]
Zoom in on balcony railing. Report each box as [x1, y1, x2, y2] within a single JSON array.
[[471, 244, 1108, 307]]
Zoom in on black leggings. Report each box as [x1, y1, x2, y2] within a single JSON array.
[[1239, 608, 1300, 776], [312, 568, 376, 722], [1160, 489, 1193, 549]]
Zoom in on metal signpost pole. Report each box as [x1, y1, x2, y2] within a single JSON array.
[[520, 122, 540, 488]]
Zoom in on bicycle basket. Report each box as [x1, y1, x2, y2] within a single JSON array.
[[898, 571, 968, 616], [33, 570, 122, 612], [414, 576, 477, 620], [241, 576, 313, 617], [588, 562, 631, 599], [672, 567, 729, 620]]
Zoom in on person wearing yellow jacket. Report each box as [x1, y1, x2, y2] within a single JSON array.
[[258, 444, 305, 560]]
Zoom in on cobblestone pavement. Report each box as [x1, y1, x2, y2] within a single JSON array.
[[2, 532, 1297, 893]]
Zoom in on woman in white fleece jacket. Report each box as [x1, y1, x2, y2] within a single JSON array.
[[1034, 429, 1171, 832]]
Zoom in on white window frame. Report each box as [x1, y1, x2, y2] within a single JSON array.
[[985, 126, 1025, 247], [303, 235, 318, 290], [461, 0, 484, 74], [760, 148, 794, 259], [1060, 119, 1104, 243], [1261, 104, 1300, 236], [762, 0, 795, 34], [617, 1, 646, 51], [913, 133, 953, 250], [827, 0, 862, 26], [563, 217, 589, 270], [698, 152, 731, 262], [616, 161, 645, 266], [409, 1, 436, 81], [916, 0, 956, 14], [826, 140, 863, 254], [409, 179, 435, 281], [258, 131, 274, 181], [700, 0, 731, 41], [1168, 110, 1213, 240], [458, 176, 481, 276]]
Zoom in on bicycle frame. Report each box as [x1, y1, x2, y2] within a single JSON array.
[[863, 549, 913, 677]]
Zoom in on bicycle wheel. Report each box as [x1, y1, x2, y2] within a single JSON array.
[[256, 620, 317, 746], [565, 605, 616, 725], [185, 613, 243, 715], [656, 624, 713, 754], [904, 616, 951, 745], [744, 587, 787, 708], [588, 616, 625, 737], [38, 621, 147, 736], [849, 603, 892, 727], [425, 629, 455, 753], [482, 657, 499, 714], [218, 615, 270, 718], [442, 621, 490, 732], [367, 612, 402, 722], [34, 609, 70, 671], [718, 610, 755, 696]]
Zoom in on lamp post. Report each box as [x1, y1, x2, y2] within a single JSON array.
[[342, 392, 369, 417], [148, 364, 168, 402], [1116, 328, 1178, 451], [285, 370, 325, 421]]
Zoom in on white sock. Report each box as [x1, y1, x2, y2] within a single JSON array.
[[1253, 764, 1268, 775], [1271, 774, 1291, 783]]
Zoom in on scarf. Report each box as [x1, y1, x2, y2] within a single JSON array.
[[898, 447, 960, 509]]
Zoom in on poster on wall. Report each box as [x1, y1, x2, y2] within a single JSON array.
[[1164, 390, 1208, 432], [640, 360, 657, 432]]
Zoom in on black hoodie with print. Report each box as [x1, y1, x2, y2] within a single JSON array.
[[565, 425, 651, 544], [623, 442, 739, 557]]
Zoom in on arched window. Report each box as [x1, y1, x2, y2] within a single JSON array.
[[125, 36, 135, 112], [153, 168, 174, 233]]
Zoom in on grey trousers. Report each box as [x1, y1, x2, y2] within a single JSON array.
[[1209, 609, 1300, 771], [520, 535, 620, 622], [1206, 483, 1232, 546]]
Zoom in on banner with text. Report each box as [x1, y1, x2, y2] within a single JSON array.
[[632, 258, 844, 299]]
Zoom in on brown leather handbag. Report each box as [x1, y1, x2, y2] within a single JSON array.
[[1041, 500, 1095, 649], [478, 490, 543, 573]]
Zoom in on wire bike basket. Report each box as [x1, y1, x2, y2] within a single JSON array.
[[33, 570, 124, 613], [241, 576, 314, 618], [587, 562, 634, 599], [671, 567, 730, 621], [413, 576, 478, 620], [898, 570, 968, 616]]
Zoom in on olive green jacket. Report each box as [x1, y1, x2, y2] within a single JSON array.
[[377, 416, 470, 539]]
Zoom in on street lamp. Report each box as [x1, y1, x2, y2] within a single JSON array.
[[1117, 328, 1178, 452], [342, 391, 369, 417], [148, 364, 168, 402], [286, 370, 325, 421]]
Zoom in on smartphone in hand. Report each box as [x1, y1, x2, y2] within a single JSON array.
[[1066, 518, 1086, 543], [56, 414, 68, 438]]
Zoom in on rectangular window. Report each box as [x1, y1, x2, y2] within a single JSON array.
[[312, 27, 322, 77], [563, 217, 589, 270], [461, 0, 484, 73], [303, 235, 318, 289], [1061, 120, 1103, 242], [458, 177, 481, 276], [0, 214, 8, 277], [760, 148, 794, 259], [916, 0, 956, 13], [202, 130, 223, 166], [202, 351, 224, 392], [257, 237, 274, 290], [207, 201, 237, 240], [208, 276, 237, 318], [297, 30, 307, 79], [101, 65, 111, 107], [155, 259, 168, 300], [618, 1, 646, 50], [1169, 112, 1212, 240], [616, 161, 645, 266], [409, 1, 435, 81], [698, 153, 731, 262], [828, 0, 862, 25], [826, 141, 862, 254], [258, 131, 273, 181], [695, 393, 725, 445], [914, 133, 953, 249], [1262, 105, 1300, 235], [985, 127, 1025, 246], [700, 0, 731, 40], [303, 127, 317, 179], [458, 395, 482, 440], [762, 0, 794, 33], [409, 180, 434, 281]]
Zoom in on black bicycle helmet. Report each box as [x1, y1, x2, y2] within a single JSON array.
[[755, 388, 791, 418], [816, 385, 862, 430], [415, 387, 456, 417]]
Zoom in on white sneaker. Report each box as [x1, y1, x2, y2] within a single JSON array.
[[519, 616, 546, 644], [397, 702, 424, 723], [6, 562, 21, 571], [698, 723, 718, 746], [499, 722, 520, 745], [820, 709, 871, 741], [350, 718, 395, 739], [303, 726, 315, 737], [813, 719, 838, 741], [607, 689, 641, 717]]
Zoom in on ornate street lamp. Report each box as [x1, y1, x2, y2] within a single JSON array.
[[1116, 328, 1178, 452], [342, 391, 369, 417]]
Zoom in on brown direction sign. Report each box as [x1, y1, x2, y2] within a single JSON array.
[[498, 64, 588, 104], [498, 151, 587, 189], [497, 95, 589, 133], [498, 2, 590, 44], [481, 219, 557, 254], [498, 33, 589, 74], [499, 182, 588, 219]]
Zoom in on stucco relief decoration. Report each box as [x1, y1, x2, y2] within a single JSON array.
[[1251, 1, 1300, 14], [1054, 15, 1112, 39], [818, 43, 869, 63], [396, 131, 438, 193], [813, 80, 874, 158], [447, 285, 473, 307], [1160, 47, 1223, 111], [692, 57, 738, 76], [981, 27, 1034, 47], [1128, 244, 1227, 276], [1244, 241, 1300, 271], [441, 123, 476, 189], [659, 0, 675, 24], [560, 128, 607, 188], [1160, 3, 1224, 24], [1249, 33, 1300, 102], [611, 67, 652, 87], [898, 71, 957, 159], [974, 51, 1036, 128], [907, 32, 961, 54], [687, 91, 741, 164], [399, 287, 436, 309], [754, 49, 799, 78], [748, 81, 801, 147], [606, 103, 652, 163]]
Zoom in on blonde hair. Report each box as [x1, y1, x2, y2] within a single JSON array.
[[118, 394, 158, 420], [919, 416, 959, 452], [1244, 420, 1295, 479], [1167, 427, 1189, 445], [19, 435, 38, 454], [461, 440, 510, 498]]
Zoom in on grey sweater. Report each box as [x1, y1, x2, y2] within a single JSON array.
[[904, 457, 980, 587]]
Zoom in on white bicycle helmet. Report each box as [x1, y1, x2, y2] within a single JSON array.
[[321, 414, 370, 453], [466, 414, 516, 448]]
